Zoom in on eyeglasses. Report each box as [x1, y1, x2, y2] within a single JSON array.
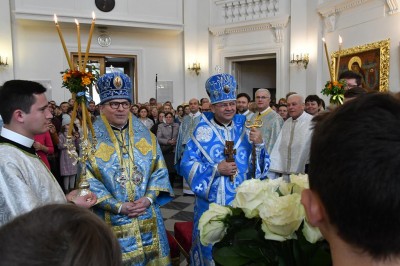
[[104, 101, 131, 109], [214, 102, 236, 108], [256, 96, 270, 100]]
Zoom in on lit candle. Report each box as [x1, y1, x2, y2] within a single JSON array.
[[75, 19, 82, 71], [83, 11, 96, 70], [54, 14, 73, 69], [322, 38, 334, 82], [335, 35, 342, 81]]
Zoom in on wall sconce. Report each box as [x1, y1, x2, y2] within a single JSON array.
[[290, 53, 309, 69], [188, 62, 201, 75], [0, 56, 9, 67]]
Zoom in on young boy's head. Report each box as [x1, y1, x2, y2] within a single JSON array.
[[302, 93, 400, 262]]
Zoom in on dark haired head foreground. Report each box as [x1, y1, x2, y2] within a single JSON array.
[[0, 204, 122, 266], [302, 93, 400, 265]]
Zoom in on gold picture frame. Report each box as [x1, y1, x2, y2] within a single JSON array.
[[332, 39, 390, 92]]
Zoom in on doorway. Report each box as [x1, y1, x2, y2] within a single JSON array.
[[232, 57, 277, 103]]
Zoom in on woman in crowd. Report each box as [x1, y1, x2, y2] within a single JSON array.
[[58, 119, 79, 194], [175, 105, 185, 124], [305, 94, 322, 116], [150, 111, 165, 135], [183, 104, 190, 116], [130, 104, 139, 117], [33, 130, 54, 170], [138, 106, 154, 130], [157, 112, 179, 184], [150, 106, 159, 124]]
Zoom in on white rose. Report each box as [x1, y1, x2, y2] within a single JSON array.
[[198, 203, 232, 246], [259, 193, 305, 241], [261, 222, 294, 241], [232, 179, 266, 218], [263, 177, 284, 193], [278, 182, 295, 196], [289, 174, 309, 194], [302, 219, 323, 243]]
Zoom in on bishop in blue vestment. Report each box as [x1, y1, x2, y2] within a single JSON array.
[[180, 73, 270, 265], [86, 72, 174, 265]]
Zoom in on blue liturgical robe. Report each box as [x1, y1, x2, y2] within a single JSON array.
[[180, 113, 270, 265], [86, 114, 174, 266]]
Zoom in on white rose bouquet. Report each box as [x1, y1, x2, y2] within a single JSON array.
[[198, 175, 331, 266]]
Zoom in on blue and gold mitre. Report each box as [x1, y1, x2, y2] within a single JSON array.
[[205, 73, 237, 104], [97, 72, 132, 104]]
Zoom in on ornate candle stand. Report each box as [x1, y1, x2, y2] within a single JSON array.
[[55, 12, 97, 196], [63, 91, 98, 196]]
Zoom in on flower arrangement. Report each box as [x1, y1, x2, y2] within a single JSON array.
[[199, 175, 331, 266], [61, 69, 98, 101], [321, 80, 346, 105]]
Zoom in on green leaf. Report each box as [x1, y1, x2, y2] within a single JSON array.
[[213, 246, 252, 266], [235, 228, 260, 241]]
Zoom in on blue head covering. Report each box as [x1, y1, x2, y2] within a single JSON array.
[[97, 72, 132, 104], [205, 73, 237, 104]]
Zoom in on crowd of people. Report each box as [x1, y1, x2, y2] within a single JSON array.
[[0, 70, 363, 197], [3, 69, 399, 266]]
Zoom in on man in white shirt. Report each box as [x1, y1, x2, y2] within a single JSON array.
[[268, 94, 313, 180]]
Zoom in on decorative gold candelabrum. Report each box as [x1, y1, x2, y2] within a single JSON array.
[[54, 12, 98, 196], [65, 94, 97, 196]]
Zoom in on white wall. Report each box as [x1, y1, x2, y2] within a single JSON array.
[[6, 0, 185, 106], [2, 0, 400, 107], [11, 20, 184, 105], [13, 0, 183, 29]]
